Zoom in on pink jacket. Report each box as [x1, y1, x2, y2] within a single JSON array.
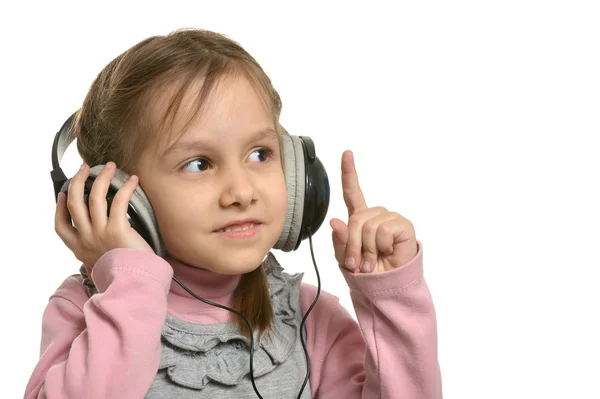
[[24, 241, 442, 398]]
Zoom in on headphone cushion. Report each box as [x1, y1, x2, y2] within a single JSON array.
[[61, 165, 165, 257], [274, 135, 305, 252]]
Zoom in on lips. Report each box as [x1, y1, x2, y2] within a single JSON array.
[[215, 219, 261, 233]]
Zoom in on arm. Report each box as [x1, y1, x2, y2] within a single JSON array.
[[304, 241, 442, 398], [24, 248, 173, 399]]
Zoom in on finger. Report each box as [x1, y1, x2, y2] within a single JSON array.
[[345, 206, 387, 272], [341, 150, 367, 216], [55, 192, 79, 250], [88, 162, 116, 230], [330, 218, 348, 246], [108, 174, 139, 231], [329, 218, 350, 269], [67, 163, 92, 234], [360, 212, 398, 272], [377, 216, 415, 253]]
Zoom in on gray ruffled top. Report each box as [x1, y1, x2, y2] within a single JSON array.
[[144, 252, 312, 398]]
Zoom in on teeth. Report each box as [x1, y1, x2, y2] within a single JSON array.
[[223, 223, 255, 232]]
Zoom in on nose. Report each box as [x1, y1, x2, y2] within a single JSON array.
[[219, 166, 257, 209]]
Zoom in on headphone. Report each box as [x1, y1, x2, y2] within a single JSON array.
[[50, 110, 330, 398], [50, 111, 330, 255]]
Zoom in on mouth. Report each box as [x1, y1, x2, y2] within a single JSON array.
[[214, 220, 263, 239], [215, 221, 260, 233]]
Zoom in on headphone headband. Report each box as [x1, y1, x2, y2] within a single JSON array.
[[51, 111, 78, 201]]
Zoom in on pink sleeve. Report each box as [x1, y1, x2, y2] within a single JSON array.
[[302, 240, 443, 398], [23, 248, 174, 399]]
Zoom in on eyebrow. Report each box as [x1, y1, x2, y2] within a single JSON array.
[[162, 128, 279, 157]]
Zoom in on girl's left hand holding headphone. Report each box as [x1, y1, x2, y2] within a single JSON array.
[[330, 151, 418, 274]]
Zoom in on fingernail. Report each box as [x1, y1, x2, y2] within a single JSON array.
[[361, 260, 371, 273], [79, 163, 86, 171], [346, 256, 355, 270]]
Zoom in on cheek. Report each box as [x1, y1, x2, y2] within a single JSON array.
[[149, 188, 203, 231], [148, 197, 177, 234], [261, 170, 288, 219]]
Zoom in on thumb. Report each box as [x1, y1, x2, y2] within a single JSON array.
[[330, 218, 348, 266]]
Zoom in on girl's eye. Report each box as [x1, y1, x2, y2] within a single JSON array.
[[249, 148, 272, 163], [182, 158, 210, 173]]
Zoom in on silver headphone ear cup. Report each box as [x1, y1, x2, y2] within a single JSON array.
[[87, 165, 165, 257], [274, 135, 305, 252]]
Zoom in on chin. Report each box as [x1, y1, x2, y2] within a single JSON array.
[[189, 239, 272, 274], [164, 229, 279, 274]]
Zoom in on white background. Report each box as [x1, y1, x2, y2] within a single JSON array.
[[1, 1, 599, 398]]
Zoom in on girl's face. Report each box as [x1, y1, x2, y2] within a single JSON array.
[[136, 75, 288, 274]]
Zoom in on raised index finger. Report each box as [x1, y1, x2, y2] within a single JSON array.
[[341, 150, 367, 216]]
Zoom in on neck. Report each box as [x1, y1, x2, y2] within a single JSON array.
[[166, 256, 242, 300]]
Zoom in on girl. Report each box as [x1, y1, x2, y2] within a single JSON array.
[[24, 28, 442, 398]]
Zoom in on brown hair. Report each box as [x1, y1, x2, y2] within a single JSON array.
[[73, 28, 285, 337]]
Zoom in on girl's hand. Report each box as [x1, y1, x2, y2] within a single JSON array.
[[55, 162, 154, 278], [330, 151, 418, 274]]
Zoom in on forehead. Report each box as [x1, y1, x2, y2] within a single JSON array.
[[151, 73, 276, 152]]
